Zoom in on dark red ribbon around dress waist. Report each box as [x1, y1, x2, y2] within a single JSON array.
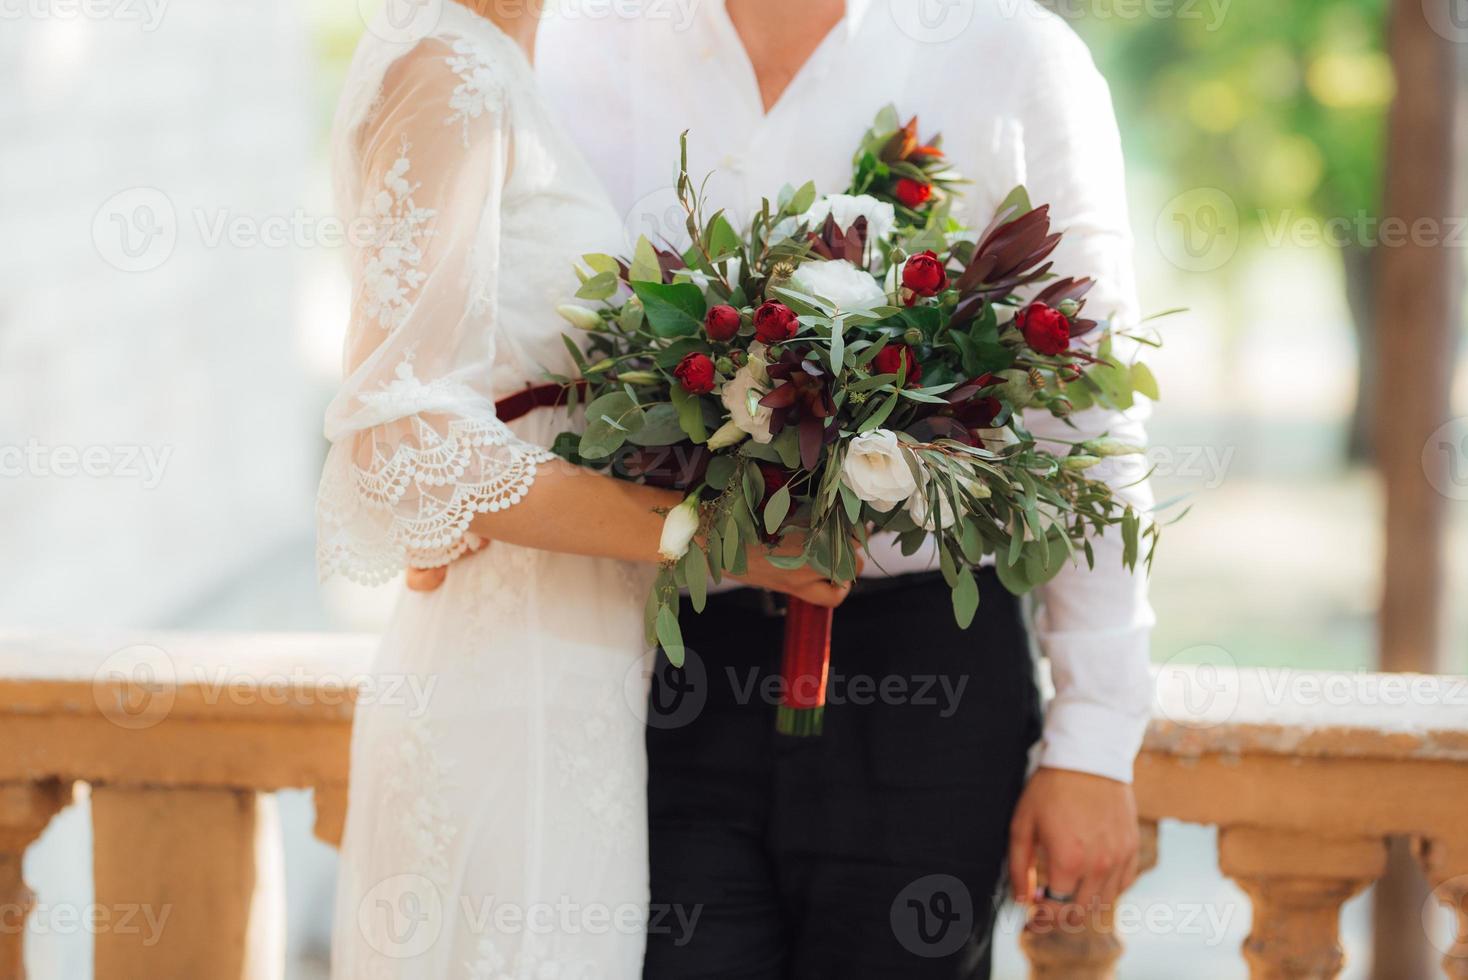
[[494, 380, 587, 423]]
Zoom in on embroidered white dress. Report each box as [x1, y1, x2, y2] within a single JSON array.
[[317, 9, 653, 978]]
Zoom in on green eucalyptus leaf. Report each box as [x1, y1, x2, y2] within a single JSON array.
[[579, 391, 644, 459], [994, 550, 1033, 595], [655, 604, 685, 667], [669, 384, 709, 443], [952, 567, 980, 628], [858, 389, 901, 433], [626, 403, 685, 447], [706, 455, 736, 490], [684, 546, 708, 613], [772, 427, 802, 469], [722, 511, 743, 569], [763, 484, 791, 534]]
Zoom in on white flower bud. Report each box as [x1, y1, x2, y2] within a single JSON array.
[[557, 304, 602, 331], [658, 494, 702, 561], [706, 420, 750, 450]]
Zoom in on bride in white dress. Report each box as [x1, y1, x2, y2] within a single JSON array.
[[315, 3, 848, 976]]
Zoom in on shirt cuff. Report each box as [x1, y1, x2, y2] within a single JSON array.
[[1037, 695, 1152, 784], [1033, 621, 1156, 784]]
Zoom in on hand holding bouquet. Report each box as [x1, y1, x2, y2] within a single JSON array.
[[553, 107, 1162, 734]]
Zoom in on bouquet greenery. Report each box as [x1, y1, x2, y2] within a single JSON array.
[[552, 108, 1162, 733]]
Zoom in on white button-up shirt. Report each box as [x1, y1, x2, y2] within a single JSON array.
[[538, 0, 1156, 783]]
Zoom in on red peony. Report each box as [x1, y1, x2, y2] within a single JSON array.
[[704, 304, 741, 342], [894, 178, 933, 209], [1017, 303, 1071, 356], [753, 301, 799, 344], [873, 343, 922, 386], [901, 250, 948, 297], [674, 352, 716, 394]]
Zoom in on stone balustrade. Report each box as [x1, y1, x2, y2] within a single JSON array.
[[0, 632, 1465, 978]]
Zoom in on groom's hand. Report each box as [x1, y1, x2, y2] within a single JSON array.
[[1008, 767, 1139, 913]]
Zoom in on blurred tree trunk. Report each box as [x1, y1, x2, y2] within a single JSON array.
[[1370, 1, 1461, 977], [1343, 244, 1377, 462]]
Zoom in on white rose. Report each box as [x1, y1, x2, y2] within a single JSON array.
[[800, 193, 897, 245], [841, 430, 918, 512], [720, 345, 774, 444], [790, 259, 888, 312], [658, 494, 702, 561]]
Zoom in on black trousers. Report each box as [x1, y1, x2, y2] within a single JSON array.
[[643, 570, 1042, 979]]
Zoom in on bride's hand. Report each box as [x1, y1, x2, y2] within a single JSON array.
[[732, 533, 863, 608], [404, 535, 487, 592]]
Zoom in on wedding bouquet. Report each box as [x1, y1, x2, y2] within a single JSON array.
[[552, 108, 1162, 734]]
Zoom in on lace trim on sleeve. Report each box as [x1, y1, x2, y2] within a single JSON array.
[[317, 415, 556, 585]]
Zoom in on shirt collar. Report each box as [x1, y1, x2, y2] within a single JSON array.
[[707, 0, 873, 39]]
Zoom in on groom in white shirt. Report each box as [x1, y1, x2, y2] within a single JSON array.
[[535, 1, 1153, 975]]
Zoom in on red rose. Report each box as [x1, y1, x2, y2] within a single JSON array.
[[901, 250, 948, 297], [873, 343, 922, 386], [674, 352, 716, 394], [894, 178, 933, 209], [1017, 303, 1071, 356], [753, 301, 799, 344], [704, 304, 741, 342]]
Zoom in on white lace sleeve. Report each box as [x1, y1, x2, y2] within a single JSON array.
[[316, 36, 554, 585]]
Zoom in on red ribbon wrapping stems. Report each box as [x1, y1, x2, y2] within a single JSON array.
[[776, 597, 833, 736], [496, 383, 835, 737]]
